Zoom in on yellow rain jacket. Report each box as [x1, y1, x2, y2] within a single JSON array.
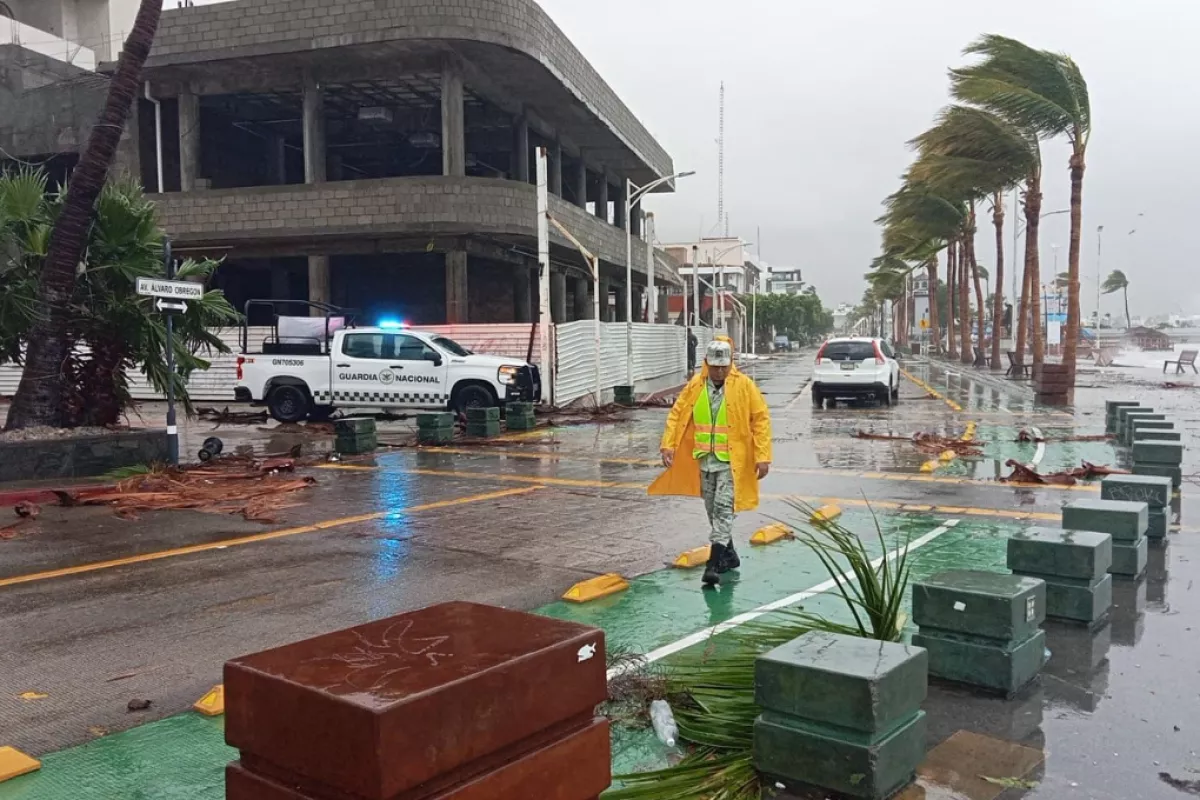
[[648, 361, 772, 512]]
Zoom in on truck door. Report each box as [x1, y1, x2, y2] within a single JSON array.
[[334, 332, 406, 408], [390, 334, 450, 407]]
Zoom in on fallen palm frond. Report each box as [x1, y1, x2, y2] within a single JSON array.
[[1016, 429, 1111, 443], [854, 429, 982, 457]]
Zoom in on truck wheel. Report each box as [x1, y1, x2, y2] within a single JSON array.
[[812, 390, 823, 409], [454, 384, 497, 415], [308, 405, 336, 422], [268, 385, 310, 423]]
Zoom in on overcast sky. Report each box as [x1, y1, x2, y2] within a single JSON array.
[[191, 0, 1189, 318]]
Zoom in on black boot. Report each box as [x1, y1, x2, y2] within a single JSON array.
[[719, 540, 740, 572], [702, 542, 726, 588]]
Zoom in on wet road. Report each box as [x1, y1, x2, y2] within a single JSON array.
[[1, 351, 1197, 800]]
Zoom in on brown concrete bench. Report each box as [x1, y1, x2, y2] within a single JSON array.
[[1163, 349, 1198, 374]]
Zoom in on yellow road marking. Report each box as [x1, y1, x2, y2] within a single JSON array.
[[0, 487, 539, 589], [359, 447, 1100, 493], [901, 368, 963, 411], [320, 464, 1074, 523]]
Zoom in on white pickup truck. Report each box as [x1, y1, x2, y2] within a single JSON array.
[[233, 304, 541, 422]]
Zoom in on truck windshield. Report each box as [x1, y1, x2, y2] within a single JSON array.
[[432, 336, 472, 357]]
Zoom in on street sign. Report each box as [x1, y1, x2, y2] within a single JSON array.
[[919, 318, 930, 329], [136, 277, 203, 301], [155, 298, 188, 314]]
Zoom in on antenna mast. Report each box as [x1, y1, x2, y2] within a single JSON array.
[[718, 81, 726, 237]]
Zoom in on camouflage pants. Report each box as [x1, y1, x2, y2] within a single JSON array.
[[700, 469, 736, 544]]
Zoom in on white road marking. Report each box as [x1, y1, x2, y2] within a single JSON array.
[[606, 519, 961, 680], [1027, 426, 1046, 468]]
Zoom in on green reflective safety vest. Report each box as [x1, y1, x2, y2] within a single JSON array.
[[692, 385, 731, 461]]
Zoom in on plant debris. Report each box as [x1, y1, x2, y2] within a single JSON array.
[[1001, 460, 1077, 486], [54, 455, 317, 522], [196, 406, 270, 425], [126, 699, 152, 712], [1159, 772, 1200, 795], [14, 500, 39, 519], [854, 430, 982, 457], [1016, 429, 1111, 443], [980, 775, 1039, 789]]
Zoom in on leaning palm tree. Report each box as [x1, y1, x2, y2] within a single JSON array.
[[909, 105, 1038, 368], [951, 33, 1091, 383], [5, 0, 165, 430], [1102, 269, 1131, 328]]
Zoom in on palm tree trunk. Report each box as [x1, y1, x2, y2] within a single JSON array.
[[4, 0, 164, 430], [1062, 152, 1085, 384], [959, 238, 972, 364], [1026, 176, 1044, 373], [991, 191, 1005, 369], [947, 243, 958, 361], [926, 260, 940, 355], [1123, 286, 1131, 329], [971, 234, 985, 364]]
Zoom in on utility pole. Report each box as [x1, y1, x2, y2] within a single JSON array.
[[536, 148, 553, 405]]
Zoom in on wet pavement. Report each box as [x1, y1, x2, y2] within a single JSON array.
[[1, 350, 1198, 799]]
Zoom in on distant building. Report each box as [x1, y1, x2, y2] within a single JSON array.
[[770, 268, 803, 295], [832, 303, 854, 332]]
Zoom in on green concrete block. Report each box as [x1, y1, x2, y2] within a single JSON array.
[[1006, 527, 1112, 581], [465, 420, 502, 438], [506, 401, 536, 416], [1118, 409, 1160, 441], [755, 631, 927, 734], [1132, 440, 1184, 465], [1147, 508, 1167, 539], [1061, 499, 1148, 541], [417, 428, 455, 445], [334, 433, 377, 454], [1121, 413, 1165, 444], [1106, 401, 1140, 433], [1110, 537, 1148, 577], [505, 415, 537, 431], [614, 385, 636, 405], [465, 406, 500, 422], [1135, 430, 1182, 442], [1020, 573, 1113, 624], [912, 628, 1047, 695], [334, 417, 377, 436], [753, 710, 926, 800], [1102, 474, 1173, 508], [1133, 462, 1183, 489], [911, 570, 1045, 643], [1131, 419, 1175, 433], [416, 412, 455, 430]]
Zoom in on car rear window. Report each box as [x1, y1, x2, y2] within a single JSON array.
[[823, 342, 876, 360]]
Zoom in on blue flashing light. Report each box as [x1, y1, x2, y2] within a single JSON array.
[[378, 318, 404, 329]]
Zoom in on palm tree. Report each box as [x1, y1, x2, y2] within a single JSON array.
[[909, 105, 1038, 368], [1102, 269, 1131, 328], [5, 0, 164, 430], [951, 33, 1091, 383]]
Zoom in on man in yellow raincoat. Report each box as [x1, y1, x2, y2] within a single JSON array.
[[649, 338, 772, 587]]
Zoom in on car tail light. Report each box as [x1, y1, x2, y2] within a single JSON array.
[[873, 342, 886, 365], [236, 356, 245, 381], [814, 343, 827, 365]]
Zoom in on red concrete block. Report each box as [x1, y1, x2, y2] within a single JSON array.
[[226, 716, 611, 800], [225, 601, 607, 800]]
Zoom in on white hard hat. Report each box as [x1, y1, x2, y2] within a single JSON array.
[[706, 340, 733, 367]]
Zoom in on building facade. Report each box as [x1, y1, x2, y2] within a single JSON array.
[[2, 0, 681, 327], [770, 268, 803, 295]]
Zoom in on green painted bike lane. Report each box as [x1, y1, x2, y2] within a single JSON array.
[[0, 511, 1021, 799]]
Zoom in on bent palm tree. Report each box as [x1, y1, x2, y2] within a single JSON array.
[[1102, 269, 1131, 328], [5, 0, 164, 430], [951, 33, 1091, 383]]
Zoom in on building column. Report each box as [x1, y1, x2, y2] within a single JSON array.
[[513, 113, 530, 183], [657, 288, 670, 323], [595, 175, 608, 223], [630, 207, 642, 238], [598, 277, 611, 321], [513, 265, 532, 323], [550, 271, 568, 323], [308, 256, 330, 307], [446, 251, 469, 323], [178, 86, 200, 192], [574, 159, 587, 209], [302, 74, 326, 184], [573, 277, 592, 320], [441, 63, 465, 177], [631, 286, 644, 322], [614, 284, 628, 322], [268, 134, 288, 184], [612, 177, 626, 230], [549, 139, 563, 197]]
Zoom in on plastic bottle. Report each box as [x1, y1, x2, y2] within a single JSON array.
[[650, 699, 678, 747]]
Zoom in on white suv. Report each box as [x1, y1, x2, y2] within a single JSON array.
[[812, 337, 901, 408]]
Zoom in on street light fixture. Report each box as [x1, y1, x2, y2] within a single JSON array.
[[624, 170, 695, 387]]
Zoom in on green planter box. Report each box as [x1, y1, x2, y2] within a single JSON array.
[[1105, 401, 1141, 434], [754, 710, 926, 800], [1117, 408, 1158, 441], [506, 402, 536, 417], [1146, 508, 1167, 539], [505, 415, 537, 431], [1132, 440, 1185, 466], [911, 571, 1045, 643], [416, 412, 455, 431], [1007, 528, 1112, 581], [466, 421, 502, 438], [465, 407, 501, 423], [1037, 573, 1113, 625], [335, 433, 377, 454], [1111, 537, 1148, 577], [1061, 499, 1148, 542], [1101, 474, 1173, 508], [1122, 414, 1166, 445], [1133, 463, 1182, 489], [912, 628, 1046, 696], [334, 417, 377, 436]]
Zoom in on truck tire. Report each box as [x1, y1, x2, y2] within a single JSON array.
[[268, 385, 310, 423], [453, 383, 497, 415]]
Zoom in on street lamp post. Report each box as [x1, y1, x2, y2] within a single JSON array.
[[624, 170, 695, 387]]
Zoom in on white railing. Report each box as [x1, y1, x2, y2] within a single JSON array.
[[1, 18, 97, 71]]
